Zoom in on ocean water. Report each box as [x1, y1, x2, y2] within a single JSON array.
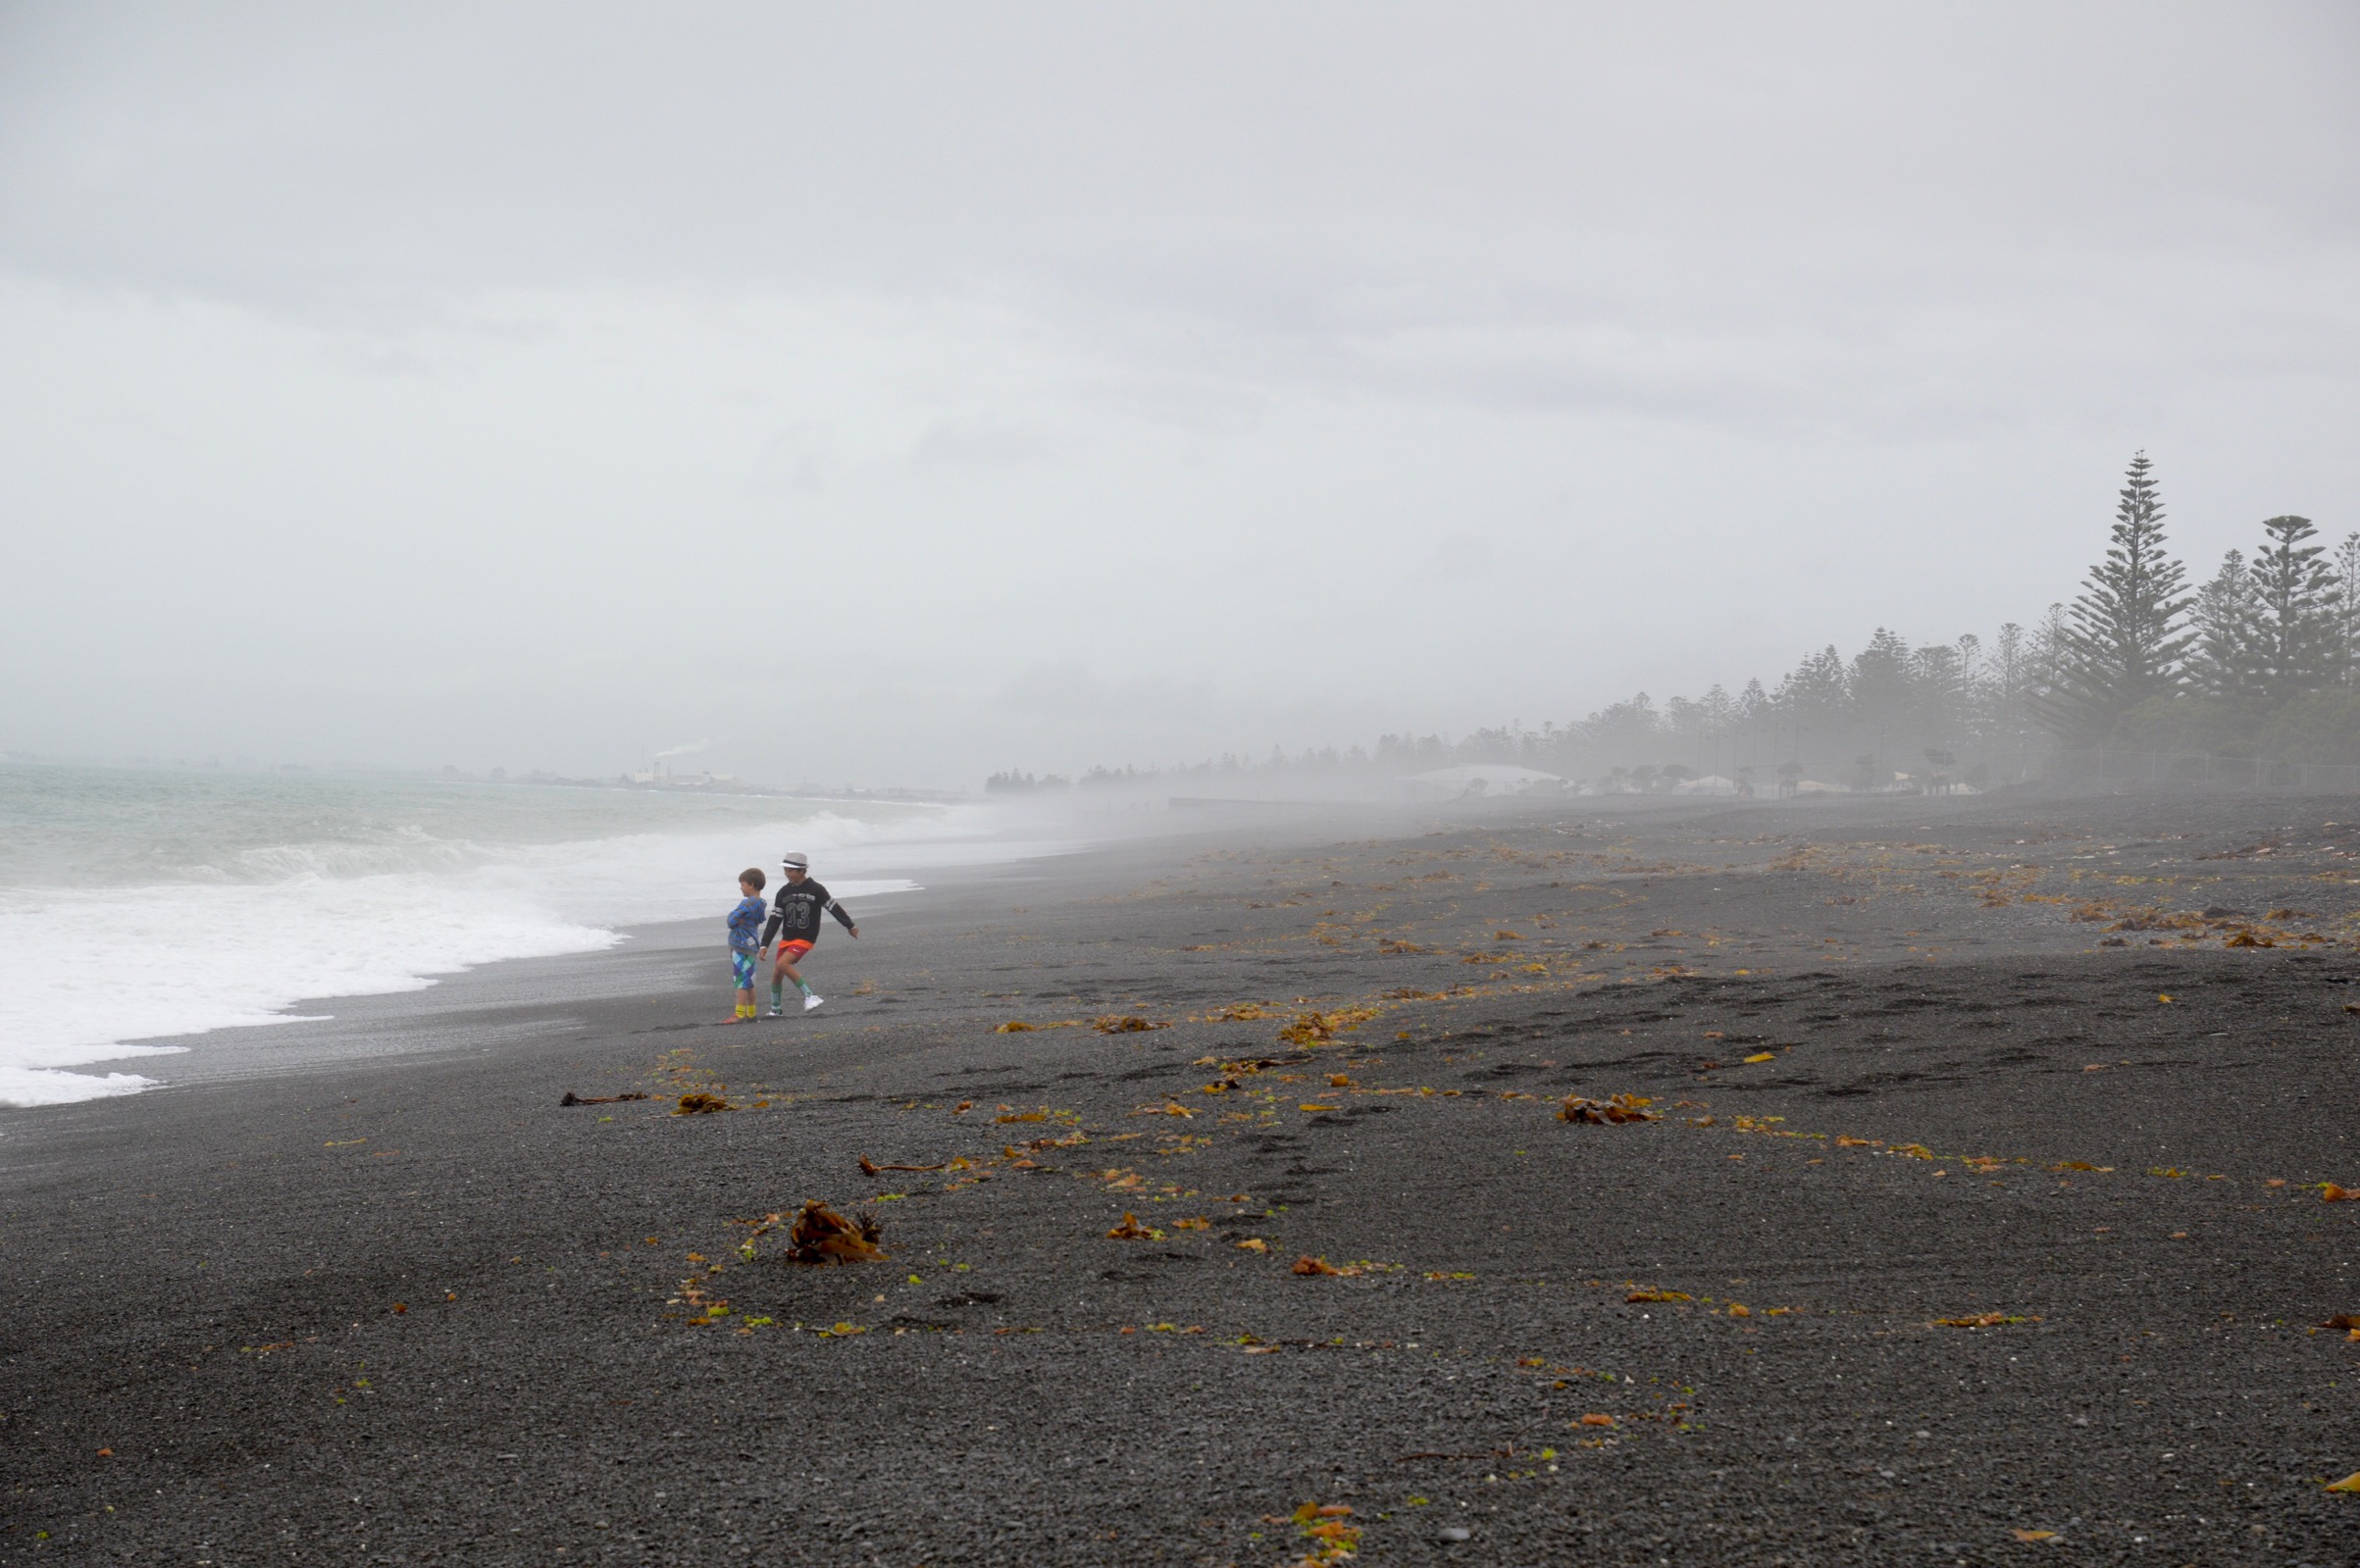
[[0, 765, 1035, 1107]]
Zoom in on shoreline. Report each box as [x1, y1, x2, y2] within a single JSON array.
[[16, 808, 1359, 1104], [0, 772, 1126, 1110], [24, 830, 1103, 1102]]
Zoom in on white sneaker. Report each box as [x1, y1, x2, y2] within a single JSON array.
[[802, 992, 825, 1012], [765, 1005, 783, 1018]]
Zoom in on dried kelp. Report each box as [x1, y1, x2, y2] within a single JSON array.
[[783, 1199, 886, 1264]]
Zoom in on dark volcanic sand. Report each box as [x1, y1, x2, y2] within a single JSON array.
[[5, 794, 2360, 1566]]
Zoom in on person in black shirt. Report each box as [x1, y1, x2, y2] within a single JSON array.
[[760, 851, 859, 1014]]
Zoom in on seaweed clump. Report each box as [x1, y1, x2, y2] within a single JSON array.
[[784, 1199, 886, 1264]]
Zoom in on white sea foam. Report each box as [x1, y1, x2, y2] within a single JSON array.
[[0, 769, 1046, 1107]]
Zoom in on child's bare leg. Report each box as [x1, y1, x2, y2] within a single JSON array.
[[772, 946, 815, 1010]]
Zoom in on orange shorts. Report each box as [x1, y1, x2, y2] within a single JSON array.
[[775, 939, 814, 958]]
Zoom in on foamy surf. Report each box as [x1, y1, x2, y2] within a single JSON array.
[[0, 766, 1042, 1107]]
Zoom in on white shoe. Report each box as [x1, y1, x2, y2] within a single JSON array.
[[765, 1005, 783, 1018], [802, 993, 825, 1012]]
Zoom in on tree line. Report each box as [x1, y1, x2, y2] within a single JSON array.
[[991, 453, 2348, 794], [2039, 453, 2360, 767]]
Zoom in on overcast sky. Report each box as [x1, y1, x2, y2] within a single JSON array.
[[2, 2, 2354, 785]]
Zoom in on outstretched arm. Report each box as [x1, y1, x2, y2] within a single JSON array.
[[829, 898, 858, 937]]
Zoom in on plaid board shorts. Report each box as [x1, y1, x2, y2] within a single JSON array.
[[730, 949, 757, 988]]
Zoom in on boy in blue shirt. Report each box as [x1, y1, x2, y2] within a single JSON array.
[[723, 868, 768, 1023]]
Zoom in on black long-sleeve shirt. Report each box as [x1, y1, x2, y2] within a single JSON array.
[[761, 879, 856, 945]]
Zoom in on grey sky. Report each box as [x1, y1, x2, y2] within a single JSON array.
[[3, 2, 2354, 784]]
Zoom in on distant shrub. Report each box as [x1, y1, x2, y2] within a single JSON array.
[[2104, 693, 2259, 758], [2258, 689, 2360, 765]]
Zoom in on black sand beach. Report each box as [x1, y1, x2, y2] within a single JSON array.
[[6, 794, 2360, 1565]]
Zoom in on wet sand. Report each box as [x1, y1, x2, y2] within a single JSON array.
[[5, 792, 2359, 1565]]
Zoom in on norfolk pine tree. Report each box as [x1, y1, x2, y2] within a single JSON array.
[[1849, 628, 1915, 764], [2034, 453, 2193, 742], [2247, 514, 2340, 705], [2184, 549, 2261, 700], [2334, 531, 2360, 687]]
